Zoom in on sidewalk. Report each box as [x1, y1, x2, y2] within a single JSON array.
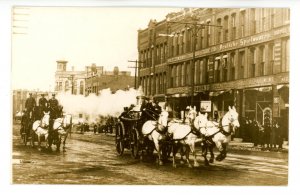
[[73, 131, 289, 153], [229, 138, 288, 153]]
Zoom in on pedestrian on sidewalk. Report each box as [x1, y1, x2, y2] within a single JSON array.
[[252, 120, 259, 146]]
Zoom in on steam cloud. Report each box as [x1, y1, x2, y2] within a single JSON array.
[[56, 87, 143, 124]]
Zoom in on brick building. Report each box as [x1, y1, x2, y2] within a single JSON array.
[[138, 8, 289, 140], [55, 60, 134, 96]]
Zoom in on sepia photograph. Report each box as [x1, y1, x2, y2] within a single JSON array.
[[3, 0, 298, 192]]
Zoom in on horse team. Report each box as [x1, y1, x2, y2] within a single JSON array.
[[20, 110, 72, 152], [140, 106, 240, 168]]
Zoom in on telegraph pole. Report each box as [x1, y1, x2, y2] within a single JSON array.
[[128, 60, 143, 89]]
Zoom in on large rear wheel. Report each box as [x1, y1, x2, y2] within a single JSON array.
[[115, 123, 124, 156], [130, 128, 140, 159]]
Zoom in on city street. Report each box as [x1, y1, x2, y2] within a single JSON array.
[[12, 122, 288, 185]]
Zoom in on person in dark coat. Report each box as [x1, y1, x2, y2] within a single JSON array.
[[25, 93, 36, 120], [48, 94, 59, 132], [38, 94, 48, 112]]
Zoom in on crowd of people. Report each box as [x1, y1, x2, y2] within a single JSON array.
[[241, 117, 284, 150]]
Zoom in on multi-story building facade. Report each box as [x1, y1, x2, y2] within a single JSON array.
[[55, 60, 87, 95], [85, 66, 134, 95], [55, 60, 134, 96], [138, 8, 289, 140]]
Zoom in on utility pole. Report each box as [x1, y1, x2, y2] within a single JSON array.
[[128, 60, 143, 89]]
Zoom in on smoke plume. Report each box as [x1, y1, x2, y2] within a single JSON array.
[[56, 87, 143, 124]]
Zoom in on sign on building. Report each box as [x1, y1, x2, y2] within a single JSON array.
[[200, 101, 212, 112]]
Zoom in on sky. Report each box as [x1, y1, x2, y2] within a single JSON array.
[[11, 7, 181, 91]]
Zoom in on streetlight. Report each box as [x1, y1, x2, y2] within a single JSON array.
[[166, 14, 222, 107]]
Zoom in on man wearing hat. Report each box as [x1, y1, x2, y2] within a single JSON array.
[[25, 93, 36, 120], [38, 94, 48, 112], [48, 94, 59, 132]]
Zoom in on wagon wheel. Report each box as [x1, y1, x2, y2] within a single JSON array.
[[130, 128, 140, 159], [115, 123, 124, 156]]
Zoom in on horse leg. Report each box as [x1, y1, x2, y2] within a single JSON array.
[[202, 144, 209, 166], [185, 145, 193, 168], [215, 142, 224, 161], [172, 142, 178, 168], [179, 145, 185, 165], [154, 139, 163, 166], [209, 145, 215, 163], [219, 143, 227, 161], [62, 135, 67, 152], [37, 135, 42, 151], [189, 143, 199, 167]]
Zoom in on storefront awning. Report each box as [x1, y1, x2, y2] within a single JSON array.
[[209, 91, 224, 97], [171, 93, 189, 98], [277, 84, 289, 90]]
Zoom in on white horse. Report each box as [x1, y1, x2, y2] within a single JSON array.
[[168, 106, 203, 168], [141, 110, 169, 165], [194, 106, 240, 165], [50, 114, 72, 152], [32, 112, 50, 151]]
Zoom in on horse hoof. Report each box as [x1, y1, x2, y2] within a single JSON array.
[[204, 161, 209, 166], [159, 160, 164, 166], [173, 164, 177, 168], [38, 148, 42, 152], [180, 160, 185, 165], [194, 162, 200, 167], [188, 164, 193, 168], [209, 158, 214, 163]]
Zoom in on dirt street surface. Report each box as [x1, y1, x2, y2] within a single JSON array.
[[12, 123, 288, 185]]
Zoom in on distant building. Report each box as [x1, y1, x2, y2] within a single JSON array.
[[55, 60, 86, 95], [54, 60, 134, 96], [85, 66, 134, 95]]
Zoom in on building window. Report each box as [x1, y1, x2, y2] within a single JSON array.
[[229, 52, 236, 81], [80, 81, 84, 95], [223, 16, 229, 42], [206, 20, 211, 47], [59, 82, 62, 91], [249, 48, 256, 77], [231, 13, 236, 40], [259, 46, 265, 76], [268, 44, 275, 74], [238, 51, 245, 79], [240, 10, 246, 37], [250, 8, 256, 34], [181, 31, 185, 54], [199, 60, 205, 84], [216, 18, 222, 44], [222, 56, 228, 82], [181, 63, 185, 86], [271, 9, 275, 28], [214, 57, 221, 83], [65, 81, 69, 92], [187, 29, 192, 53]]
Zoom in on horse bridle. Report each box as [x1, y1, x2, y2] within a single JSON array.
[[198, 116, 237, 137]]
